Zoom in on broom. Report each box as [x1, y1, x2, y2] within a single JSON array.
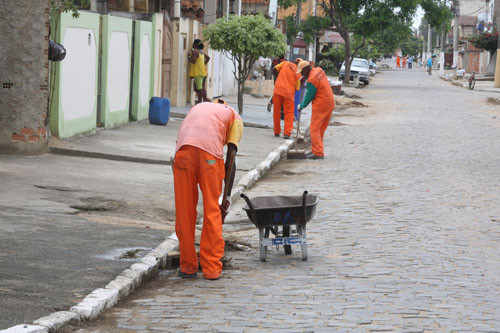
[[287, 106, 307, 159]]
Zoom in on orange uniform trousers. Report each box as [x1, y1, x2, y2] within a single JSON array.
[[396, 58, 401, 68], [310, 106, 334, 157], [173, 145, 225, 279], [273, 93, 295, 137]]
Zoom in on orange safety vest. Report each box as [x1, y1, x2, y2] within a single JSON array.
[[307, 67, 334, 111], [273, 61, 300, 101]]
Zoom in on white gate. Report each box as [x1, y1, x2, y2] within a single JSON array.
[[211, 50, 224, 98]]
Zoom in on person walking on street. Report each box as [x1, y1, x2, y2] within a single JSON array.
[[427, 57, 433, 75], [272, 60, 301, 139], [408, 55, 413, 69], [188, 39, 211, 104], [403, 56, 407, 69], [396, 55, 401, 68], [173, 100, 243, 280], [296, 61, 335, 160]]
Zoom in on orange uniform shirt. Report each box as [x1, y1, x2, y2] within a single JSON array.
[[175, 102, 243, 160], [307, 67, 335, 110], [273, 61, 301, 101]]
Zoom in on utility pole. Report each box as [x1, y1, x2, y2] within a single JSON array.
[[495, 0, 500, 87], [453, 0, 459, 71], [427, 23, 432, 63], [422, 24, 426, 65]]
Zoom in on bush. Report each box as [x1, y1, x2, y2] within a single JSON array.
[[317, 59, 338, 76], [469, 32, 498, 54]]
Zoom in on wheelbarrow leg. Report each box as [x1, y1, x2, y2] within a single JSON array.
[[283, 226, 292, 255], [259, 228, 270, 262], [298, 225, 307, 261]]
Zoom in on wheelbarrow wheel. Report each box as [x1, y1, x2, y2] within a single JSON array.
[[283, 226, 292, 255], [298, 225, 307, 261], [259, 228, 269, 261]]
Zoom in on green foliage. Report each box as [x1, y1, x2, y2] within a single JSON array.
[[285, 15, 331, 45], [317, 58, 337, 76], [51, 0, 90, 19], [203, 14, 286, 62], [420, 0, 453, 31], [400, 34, 422, 56], [278, 0, 305, 10], [203, 14, 286, 113], [469, 32, 499, 54]]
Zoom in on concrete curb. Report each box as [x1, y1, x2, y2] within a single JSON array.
[[1, 125, 308, 333]]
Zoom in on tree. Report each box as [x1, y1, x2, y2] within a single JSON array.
[[203, 14, 287, 114], [318, 0, 418, 84]]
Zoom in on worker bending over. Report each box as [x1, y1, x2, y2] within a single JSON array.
[[272, 60, 301, 139], [297, 61, 335, 160], [173, 100, 243, 280]]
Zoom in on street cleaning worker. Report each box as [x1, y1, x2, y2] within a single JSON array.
[[272, 60, 301, 139], [173, 100, 243, 280], [188, 39, 211, 104], [396, 55, 401, 68], [296, 60, 335, 160]]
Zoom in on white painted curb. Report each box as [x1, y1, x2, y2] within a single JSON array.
[[0, 126, 309, 333]]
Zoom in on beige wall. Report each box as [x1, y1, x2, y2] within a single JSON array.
[[169, 17, 201, 107]]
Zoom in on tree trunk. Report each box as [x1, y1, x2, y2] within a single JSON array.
[[343, 33, 351, 85], [237, 80, 244, 114]]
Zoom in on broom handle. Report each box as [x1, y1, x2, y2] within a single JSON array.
[[221, 148, 236, 223]]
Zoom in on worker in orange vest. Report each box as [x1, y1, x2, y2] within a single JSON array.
[[272, 60, 301, 139], [173, 100, 243, 280], [396, 55, 401, 68], [296, 61, 335, 159], [403, 55, 407, 69]]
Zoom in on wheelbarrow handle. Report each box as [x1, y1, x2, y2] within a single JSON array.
[[240, 193, 258, 223], [302, 191, 308, 224]]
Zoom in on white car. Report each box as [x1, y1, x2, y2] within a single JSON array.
[[339, 58, 370, 85], [369, 61, 377, 76]]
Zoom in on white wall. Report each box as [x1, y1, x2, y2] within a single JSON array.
[[61, 27, 97, 120], [107, 31, 130, 112]]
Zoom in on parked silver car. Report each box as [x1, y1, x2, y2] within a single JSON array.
[[339, 58, 370, 85]]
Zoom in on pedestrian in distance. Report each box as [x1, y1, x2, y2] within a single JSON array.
[[173, 99, 243, 280], [403, 55, 407, 69], [188, 39, 211, 104], [396, 55, 401, 68], [427, 58, 433, 75], [296, 60, 335, 160], [272, 60, 301, 139], [408, 55, 413, 69]]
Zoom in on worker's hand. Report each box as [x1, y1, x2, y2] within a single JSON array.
[[221, 196, 231, 213]]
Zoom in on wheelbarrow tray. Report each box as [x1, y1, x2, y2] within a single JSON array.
[[242, 194, 319, 229]]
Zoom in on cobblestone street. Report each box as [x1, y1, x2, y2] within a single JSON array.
[[72, 69, 500, 332]]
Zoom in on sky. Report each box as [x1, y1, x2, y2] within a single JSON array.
[[412, 6, 424, 31]]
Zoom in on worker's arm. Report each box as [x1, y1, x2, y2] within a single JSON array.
[[188, 49, 199, 64], [299, 82, 318, 110], [220, 143, 237, 222]]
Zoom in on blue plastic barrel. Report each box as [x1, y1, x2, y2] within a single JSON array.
[[149, 97, 170, 126]]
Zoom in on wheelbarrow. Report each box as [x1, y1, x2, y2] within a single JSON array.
[[240, 191, 319, 261]]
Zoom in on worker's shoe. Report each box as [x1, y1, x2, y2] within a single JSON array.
[[306, 153, 324, 160], [178, 270, 197, 278], [283, 135, 290, 139], [205, 276, 221, 281], [274, 134, 280, 137]]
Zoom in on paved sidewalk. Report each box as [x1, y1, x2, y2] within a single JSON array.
[[0, 93, 313, 331]]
